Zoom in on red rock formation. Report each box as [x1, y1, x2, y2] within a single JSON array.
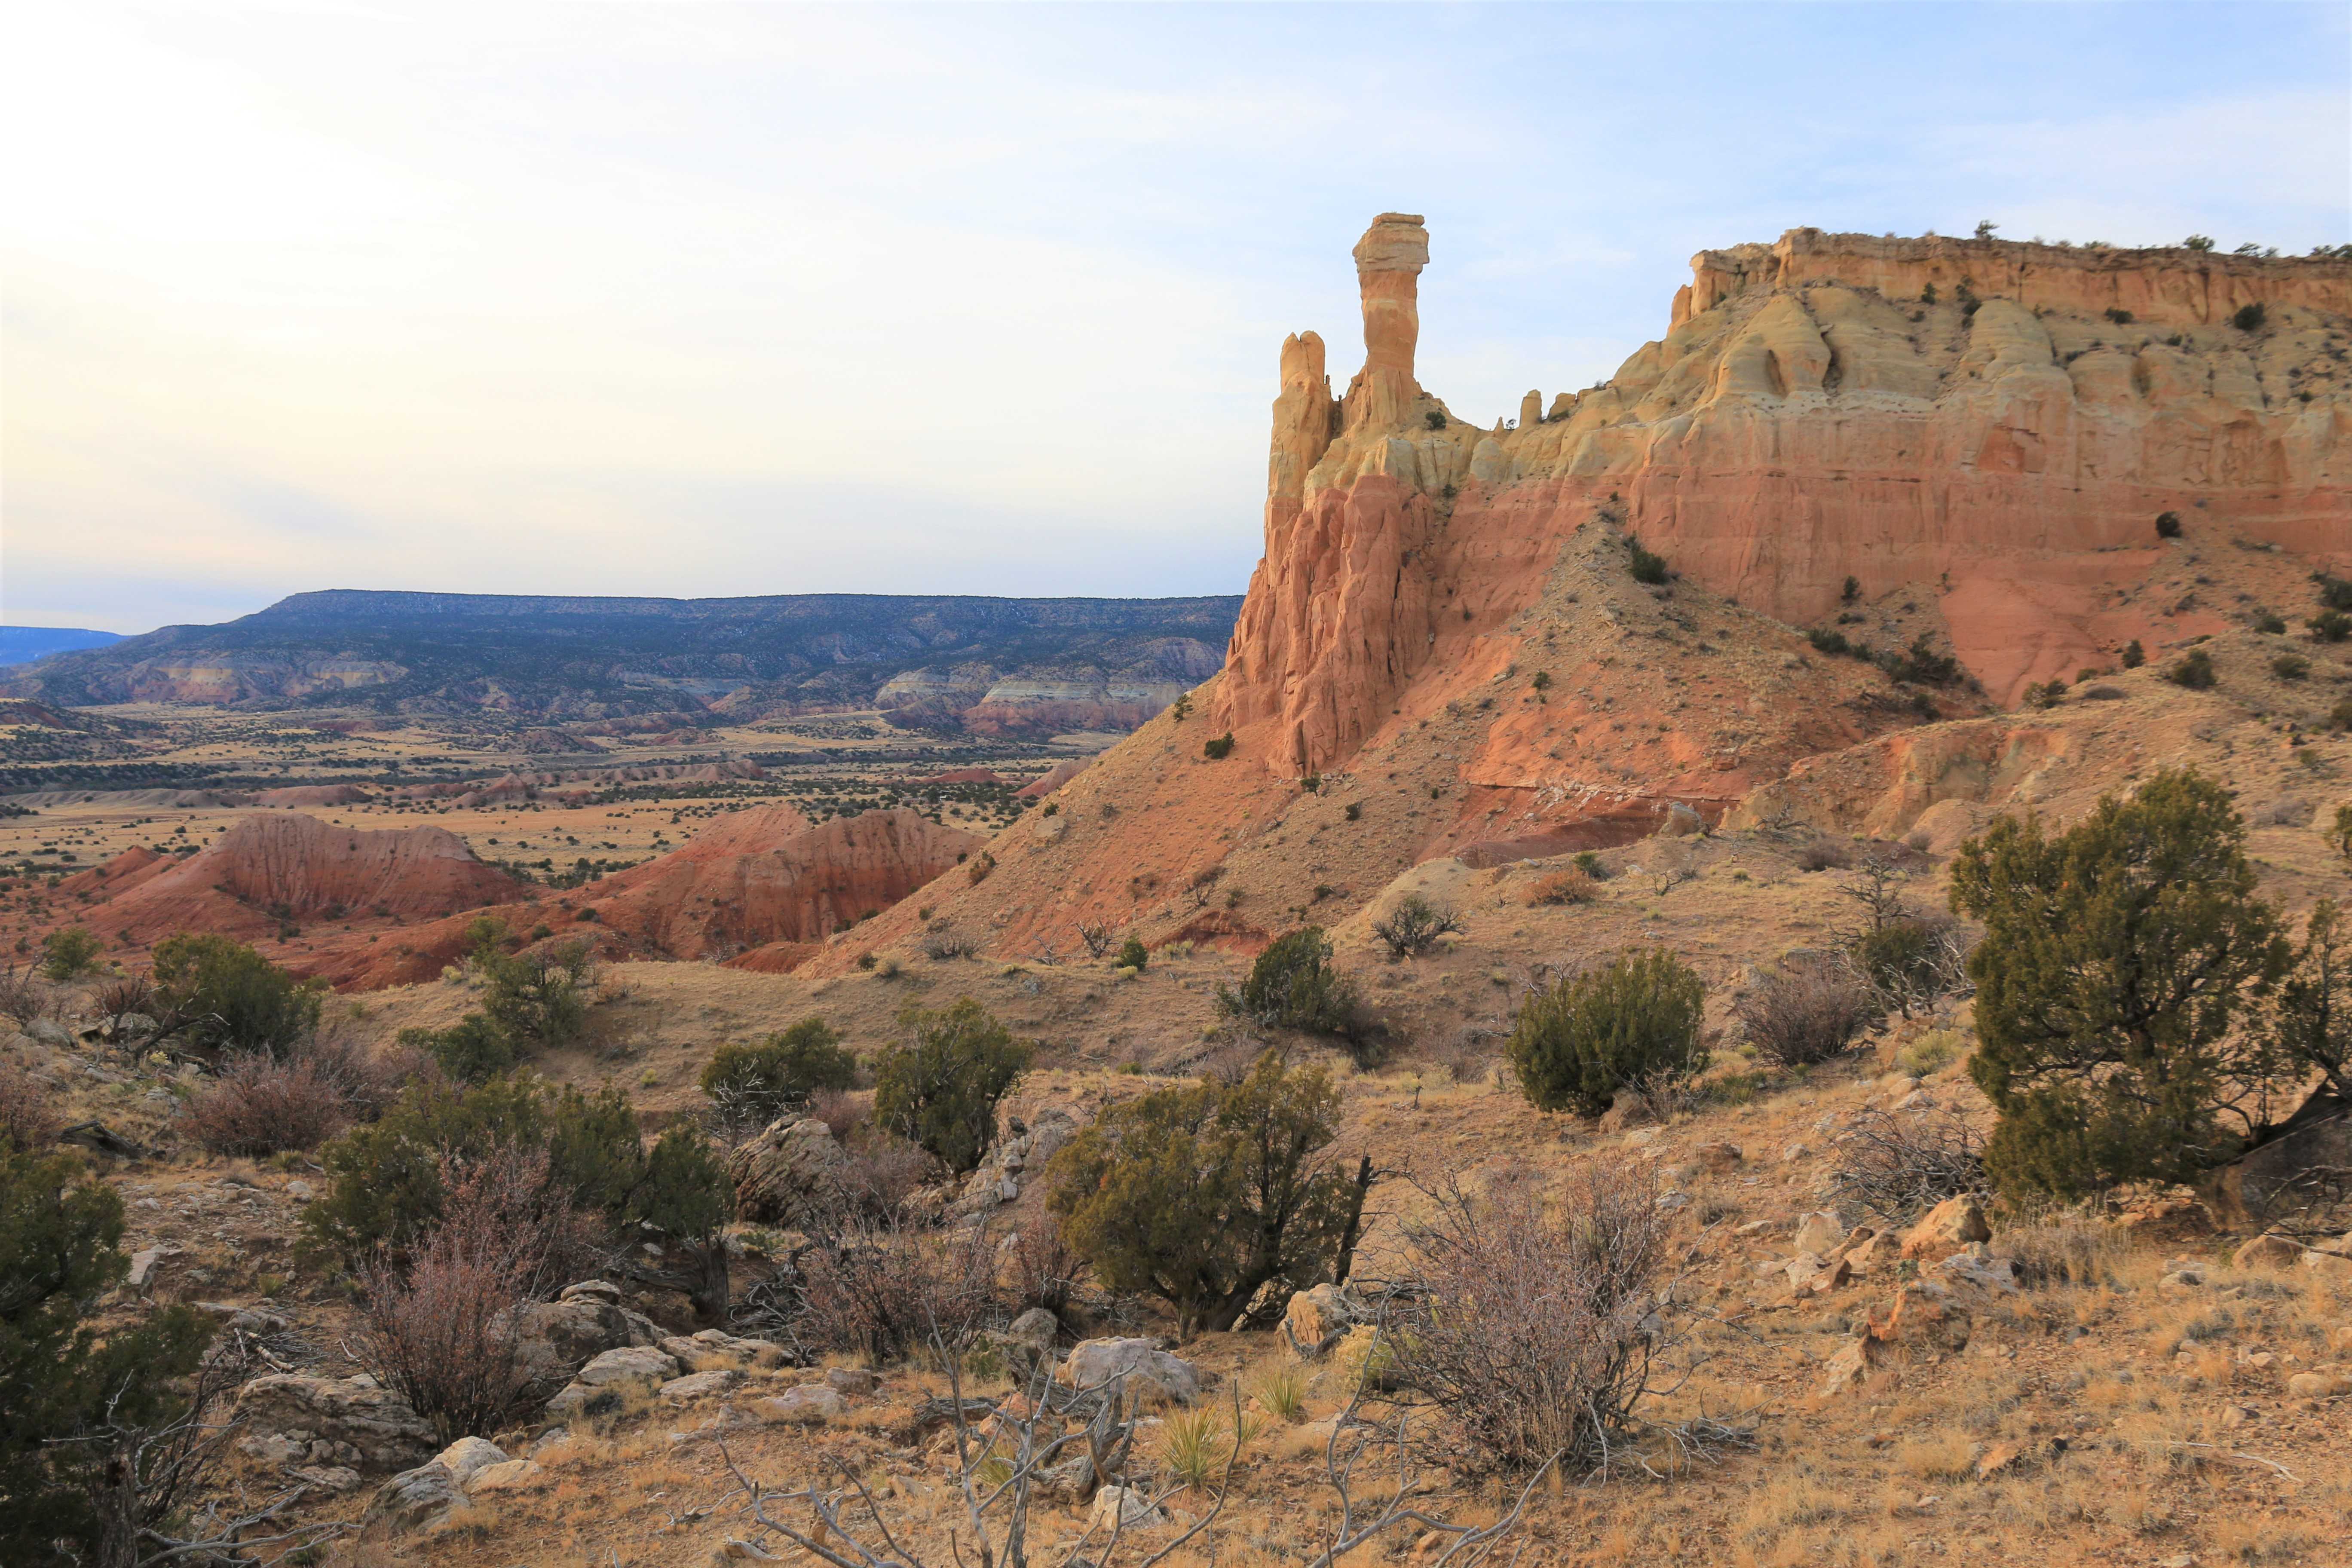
[[1015, 759, 1091, 799], [799, 218, 2350, 976], [80, 814, 526, 946], [292, 806, 978, 989], [1217, 222, 2352, 763]]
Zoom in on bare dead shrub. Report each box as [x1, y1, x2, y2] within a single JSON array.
[[793, 1216, 998, 1364], [93, 971, 157, 1021], [1524, 867, 1598, 906], [1735, 954, 1878, 1066], [1828, 1106, 1986, 1220], [1383, 1165, 1681, 1475], [1075, 922, 1117, 959], [356, 1149, 576, 1442], [998, 1220, 1093, 1322], [921, 925, 979, 961], [808, 1087, 864, 1141], [0, 1060, 61, 1152], [832, 1127, 938, 1221], [300, 1031, 423, 1122], [1793, 839, 1855, 873], [182, 1053, 350, 1156], [0, 963, 49, 1025], [1428, 1031, 1489, 1085]]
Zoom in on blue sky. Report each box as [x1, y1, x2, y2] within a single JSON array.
[[4, 1, 2346, 634]]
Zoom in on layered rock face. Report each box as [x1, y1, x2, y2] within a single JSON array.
[[1216, 223, 2352, 768]]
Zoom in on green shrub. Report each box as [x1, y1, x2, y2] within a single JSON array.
[[2122, 639, 2146, 669], [2254, 612, 2287, 634], [476, 940, 595, 1050], [1050, 1050, 1367, 1337], [2331, 699, 2352, 734], [305, 1076, 656, 1265], [2317, 576, 2352, 612], [152, 933, 326, 1059], [872, 999, 1032, 1175], [1951, 770, 2284, 1198], [1219, 927, 1367, 1044], [38, 927, 102, 982], [1841, 575, 1861, 603], [2272, 653, 2310, 681], [1626, 539, 1669, 585], [2104, 307, 2134, 325], [2164, 648, 2216, 689], [2309, 610, 2351, 643], [1506, 949, 1707, 1118], [2232, 302, 2266, 332], [1203, 732, 1235, 760], [2331, 805, 2352, 866], [398, 1014, 516, 1084], [1118, 936, 1149, 972], [2155, 511, 2183, 539], [0, 1150, 214, 1564], [699, 1019, 857, 1126]]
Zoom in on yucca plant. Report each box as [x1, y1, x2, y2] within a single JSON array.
[[1247, 1363, 1309, 1424]]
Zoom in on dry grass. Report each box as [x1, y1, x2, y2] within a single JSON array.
[[181, 1052, 349, 1155]]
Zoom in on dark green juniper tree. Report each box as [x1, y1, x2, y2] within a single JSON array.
[[1951, 770, 2291, 1197]]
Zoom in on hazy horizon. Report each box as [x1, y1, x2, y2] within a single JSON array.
[[6, 1, 2347, 635]]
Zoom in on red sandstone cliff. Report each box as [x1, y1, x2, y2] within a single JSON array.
[[796, 218, 2350, 975], [1218, 222, 2350, 766]]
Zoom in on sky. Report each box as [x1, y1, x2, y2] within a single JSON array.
[[3, 1, 2347, 635]]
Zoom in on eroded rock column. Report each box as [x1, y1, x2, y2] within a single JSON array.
[[1342, 212, 1429, 433]]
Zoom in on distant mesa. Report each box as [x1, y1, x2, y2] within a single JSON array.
[[1, 594, 1240, 738], [0, 626, 126, 669]]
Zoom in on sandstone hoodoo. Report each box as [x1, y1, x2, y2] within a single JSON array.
[[807, 216, 2348, 969]]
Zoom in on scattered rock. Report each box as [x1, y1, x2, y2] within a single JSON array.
[[824, 1367, 880, 1397], [233, 1374, 435, 1474], [750, 1384, 845, 1425], [1870, 1282, 1972, 1354], [1088, 1485, 1171, 1531], [363, 1462, 460, 1534], [466, 1458, 544, 1495], [1694, 1141, 1743, 1173], [290, 1464, 363, 1495], [559, 1279, 623, 1304], [1932, 1246, 2021, 1294], [1819, 1335, 1889, 1397], [2285, 1372, 2349, 1398], [1285, 1283, 1367, 1357], [2300, 1250, 2352, 1281], [660, 1369, 744, 1403], [1792, 1211, 1844, 1257], [509, 1295, 665, 1387], [1060, 1338, 1204, 1404], [434, 1436, 508, 1490], [1900, 1195, 1991, 1262], [726, 1117, 850, 1227], [2231, 1234, 2306, 1270]]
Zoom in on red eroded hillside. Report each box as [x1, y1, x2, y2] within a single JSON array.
[[289, 805, 981, 989], [71, 813, 527, 948]]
